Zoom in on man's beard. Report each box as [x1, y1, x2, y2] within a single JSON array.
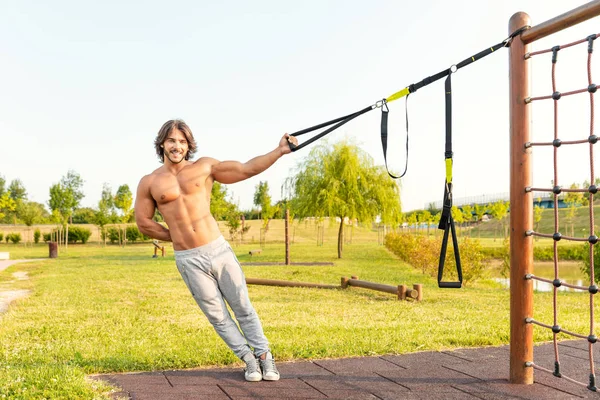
[[165, 150, 185, 164]]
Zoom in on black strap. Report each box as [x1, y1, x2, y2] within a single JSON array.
[[408, 41, 506, 96], [287, 106, 373, 152], [437, 73, 462, 289], [380, 96, 410, 179]]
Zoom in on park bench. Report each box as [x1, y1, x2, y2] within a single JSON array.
[[0, 252, 9, 260]]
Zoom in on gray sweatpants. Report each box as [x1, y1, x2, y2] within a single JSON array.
[[174, 236, 270, 359]]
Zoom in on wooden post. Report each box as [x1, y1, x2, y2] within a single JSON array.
[[509, 11, 533, 385], [405, 288, 418, 300], [341, 277, 349, 289], [398, 284, 407, 300], [285, 208, 290, 265], [413, 284, 423, 301]]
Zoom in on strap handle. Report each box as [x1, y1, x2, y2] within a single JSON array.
[[287, 106, 373, 152], [437, 183, 463, 288]]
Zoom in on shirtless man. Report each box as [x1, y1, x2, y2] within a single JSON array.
[[135, 119, 297, 382]]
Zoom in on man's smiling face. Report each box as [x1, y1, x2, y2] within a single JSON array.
[[163, 128, 189, 164]]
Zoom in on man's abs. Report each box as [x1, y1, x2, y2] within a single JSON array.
[[164, 210, 223, 250]]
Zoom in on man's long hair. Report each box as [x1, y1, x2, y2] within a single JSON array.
[[154, 119, 198, 163]]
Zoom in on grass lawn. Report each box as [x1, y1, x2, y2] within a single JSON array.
[[0, 239, 596, 399]]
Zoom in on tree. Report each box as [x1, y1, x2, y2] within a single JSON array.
[[210, 182, 237, 220], [0, 192, 16, 222], [72, 207, 96, 224], [48, 170, 85, 249], [489, 200, 510, 240], [418, 210, 432, 236], [564, 183, 582, 237], [451, 206, 464, 234], [461, 204, 474, 226], [474, 203, 486, 223], [18, 201, 42, 244], [253, 181, 277, 233], [94, 184, 115, 246], [534, 203, 543, 240], [114, 184, 133, 223], [406, 212, 418, 231], [287, 141, 401, 258], [0, 175, 5, 196], [8, 179, 27, 202]]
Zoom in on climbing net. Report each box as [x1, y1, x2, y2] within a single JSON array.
[[522, 32, 599, 391]]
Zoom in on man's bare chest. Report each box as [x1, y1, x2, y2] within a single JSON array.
[[151, 170, 209, 205]]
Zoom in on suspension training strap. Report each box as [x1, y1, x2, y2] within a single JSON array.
[[288, 26, 530, 162], [287, 105, 374, 152], [380, 96, 410, 178], [437, 72, 463, 289], [378, 38, 512, 178]]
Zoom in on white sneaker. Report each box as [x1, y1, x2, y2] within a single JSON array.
[[259, 352, 280, 381], [243, 352, 262, 382]]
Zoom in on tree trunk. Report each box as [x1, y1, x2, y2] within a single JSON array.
[[337, 217, 344, 259]]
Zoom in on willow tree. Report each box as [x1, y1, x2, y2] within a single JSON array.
[[287, 141, 401, 258]]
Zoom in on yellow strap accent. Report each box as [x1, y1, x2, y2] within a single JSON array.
[[471, 56, 475, 61], [445, 158, 453, 183], [386, 87, 410, 103]]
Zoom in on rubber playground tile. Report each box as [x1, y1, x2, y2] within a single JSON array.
[[446, 359, 509, 380], [379, 365, 481, 390], [382, 350, 475, 368], [453, 380, 591, 399], [275, 360, 336, 377], [309, 389, 380, 399], [129, 391, 230, 400], [218, 385, 326, 399], [312, 356, 405, 374], [163, 370, 245, 386], [301, 376, 408, 393], [443, 345, 511, 361]]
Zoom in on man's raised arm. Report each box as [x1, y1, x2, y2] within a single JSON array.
[[134, 176, 171, 242], [211, 133, 296, 184]]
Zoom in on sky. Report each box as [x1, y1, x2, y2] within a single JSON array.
[[1, 0, 599, 213]]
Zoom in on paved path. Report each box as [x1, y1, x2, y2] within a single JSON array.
[[0, 259, 37, 272], [93, 340, 600, 399], [0, 259, 35, 313]]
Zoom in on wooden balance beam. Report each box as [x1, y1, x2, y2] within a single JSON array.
[[152, 240, 165, 258], [245, 276, 423, 302], [341, 276, 423, 301], [245, 278, 338, 289]]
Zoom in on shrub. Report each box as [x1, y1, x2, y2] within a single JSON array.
[[67, 226, 92, 244], [580, 243, 600, 281], [43, 233, 51, 242], [34, 229, 41, 244], [7, 233, 21, 244], [0, 233, 3, 242], [107, 227, 120, 244], [126, 226, 141, 242], [384, 232, 489, 286], [5, 234, 9, 243]]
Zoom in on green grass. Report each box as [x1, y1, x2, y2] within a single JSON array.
[[0, 239, 595, 398]]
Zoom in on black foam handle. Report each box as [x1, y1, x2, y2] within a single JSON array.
[[438, 282, 462, 289]]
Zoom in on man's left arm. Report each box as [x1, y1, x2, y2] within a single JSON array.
[[211, 133, 297, 184]]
